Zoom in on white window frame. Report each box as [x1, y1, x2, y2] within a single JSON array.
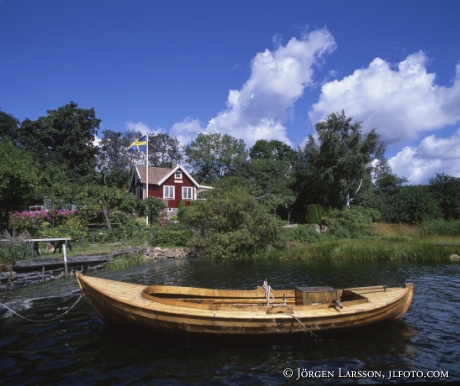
[[175, 171, 182, 179], [164, 185, 175, 199], [183, 187, 193, 200]]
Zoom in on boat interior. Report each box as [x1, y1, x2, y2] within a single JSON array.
[[141, 284, 376, 312]]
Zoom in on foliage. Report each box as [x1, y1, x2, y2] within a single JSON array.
[[296, 111, 381, 210], [0, 110, 20, 143], [18, 102, 100, 183], [184, 133, 248, 183], [106, 251, 147, 270], [97, 129, 138, 188], [8, 210, 75, 231], [136, 196, 167, 221], [75, 185, 137, 228], [264, 238, 456, 261], [249, 139, 297, 163], [181, 186, 278, 258], [149, 227, 192, 247], [390, 185, 442, 224], [281, 225, 322, 244], [0, 231, 32, 263], [325, 207, 381, 238], [421, 219, 460, 236], [0, 141, 41, 221], [429, 173, 460, 220], [305, 204, 326, 224], [148, 133, 183, 168]]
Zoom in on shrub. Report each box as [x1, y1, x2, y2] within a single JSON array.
[[149, 228, 192, 247], [283, 225, 321, 243], [325, 207, 381, 238], [0, 231, 32, 263], [181, 186, 278, 258], [305, 204, 326, 224]]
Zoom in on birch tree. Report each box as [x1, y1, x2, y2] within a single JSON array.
[[298, 111, 381, 209]]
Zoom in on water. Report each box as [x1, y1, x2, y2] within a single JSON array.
[[1, 259, 459, 385]]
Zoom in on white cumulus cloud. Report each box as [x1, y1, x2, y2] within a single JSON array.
[[389, 129, 460, 184], [310, 52, 460, 144], [125, 121, 160, 136], [171, 29, 337, 147]]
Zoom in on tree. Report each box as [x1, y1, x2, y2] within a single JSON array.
[[429, 173, 460, 220], [75, 185, 137, 228], [148, 133, 183, 168], [249, 139, 296, 163], [297, 111, 381, 209], [181, 185, 278, 258], [0, 110, 20, 144], [18, 102, 101, 183], [391, 185, 441, 224], [0, 141, 41, 224], [136, 196, 167, 222], [184, 133, 247, 183], [247, 140, 298, 221], [97, 129, 138, 188]]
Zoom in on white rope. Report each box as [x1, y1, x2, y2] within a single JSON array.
[[263, 280, 275, 306], [282, 312, 323, 341], [0, 295, 83, 323]]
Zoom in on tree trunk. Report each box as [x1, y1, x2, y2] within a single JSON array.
[[99, 200, 112, 229]]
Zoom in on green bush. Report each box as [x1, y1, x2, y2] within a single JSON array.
[[283, 225, 321, 243], [181, 186, 279, 258], [325, 207, 381, 238], [305, 204, 326, 224], [149, 228, 192, 247]]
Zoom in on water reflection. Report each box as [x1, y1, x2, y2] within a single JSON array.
[[1, 259, 460, 384]]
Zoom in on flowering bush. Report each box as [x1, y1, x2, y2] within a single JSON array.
[[9, 210, 75, 231], [8, 209, 127, 233]]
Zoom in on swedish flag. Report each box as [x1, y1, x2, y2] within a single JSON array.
[[128, 135, 147, 152]]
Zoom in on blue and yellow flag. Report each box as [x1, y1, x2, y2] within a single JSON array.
[[128, 135, 147, 152]]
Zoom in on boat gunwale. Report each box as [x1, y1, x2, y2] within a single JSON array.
[[76, 272, 413, 320]]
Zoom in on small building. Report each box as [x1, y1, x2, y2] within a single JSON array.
[[129, 165, 213, 216]]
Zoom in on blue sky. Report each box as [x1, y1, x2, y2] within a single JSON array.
[[2, 1, 460, 184]]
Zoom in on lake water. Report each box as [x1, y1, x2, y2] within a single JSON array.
[[1, 258, 459, 385]]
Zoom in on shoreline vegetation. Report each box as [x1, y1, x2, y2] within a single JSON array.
[[2, 222, 459, 270]]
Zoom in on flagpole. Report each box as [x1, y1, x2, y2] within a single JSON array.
[[146, 134, 149, 226]]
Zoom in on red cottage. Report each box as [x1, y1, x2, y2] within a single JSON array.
[[129, 165, 212, 217]]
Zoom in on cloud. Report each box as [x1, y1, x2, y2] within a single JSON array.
[[389, 129, 460, 184], [125, 121, 159, 136], [169, 118, 203, 146], [310, 53, 460, 144], [171, 29, 336, 147]]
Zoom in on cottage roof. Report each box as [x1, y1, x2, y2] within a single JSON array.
[[132, 165, 214, 192], [135, 166, 172, 185]]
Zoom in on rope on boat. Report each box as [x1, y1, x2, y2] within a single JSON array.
[[0, 294, 83, 323], [263, 280, 275, 306], [282, 312, 323, 341]]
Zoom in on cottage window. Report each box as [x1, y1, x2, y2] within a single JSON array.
[[175, 171, 182, 179], [164, 185, 175, 199], [183, 187, 192, 200]]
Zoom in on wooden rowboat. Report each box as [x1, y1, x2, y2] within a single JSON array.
[[76, 272, 414, 335]]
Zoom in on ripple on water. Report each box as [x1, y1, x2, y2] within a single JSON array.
[[1, 259, 460, 384]]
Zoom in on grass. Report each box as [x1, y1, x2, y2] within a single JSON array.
[[259, 222, 460, 262], [105, 251, 147, 270], [266, 238, 460, 261]]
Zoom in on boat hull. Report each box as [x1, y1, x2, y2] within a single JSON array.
[[76, 272, 414, 335]]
